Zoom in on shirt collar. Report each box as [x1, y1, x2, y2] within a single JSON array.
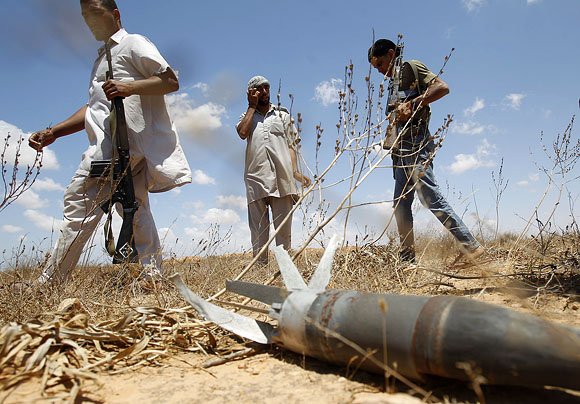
[[97, 28, 128, 56], [109, 28, 128, 45]]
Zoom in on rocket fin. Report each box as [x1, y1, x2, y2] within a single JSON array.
[[170, 274, 274, 344], [272, 245, 307, 290], [308, 235, 341, 291], [226, 280, 288, 305]]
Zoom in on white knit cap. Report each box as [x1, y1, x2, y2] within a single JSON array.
[[247, 75, 270, 89]]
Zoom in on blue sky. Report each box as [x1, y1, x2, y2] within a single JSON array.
[[1, 0, 579, 263]]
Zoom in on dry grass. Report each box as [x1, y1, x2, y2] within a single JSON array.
[[0, 231, 578, 402]]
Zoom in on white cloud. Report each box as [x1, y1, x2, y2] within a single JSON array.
[[193, 82, 209, 96], [464, 97, 485, 116], [314, 78, 343, 106], [469, 212, 497, 231], [370, 143, 390, 160], [158, 227, 177, 244], [23, 209, 62, 232], [190, 208, 241, 226], [217, 194, 246, 211], [448, 139, 496, 174], [449, 154, 494, 174], [32, 177, 65, 192], [527, 0, 541, 4], [15, 189, 49, 209], [0, 120, 59, 170], [2, 224, 23, 233], [503, 93, 525, 110], [452, 121, 487, 135], [351, 202, 394, 231], [183, 221, 249, 254], [167, 93, 227, 140], [157, 227, 188, 256], [192, 169, 216, 185], [463, 0, 485, 13], [519, 172, 541, 187], [318, 201, 396, 246], [182, 201, 316, 255]]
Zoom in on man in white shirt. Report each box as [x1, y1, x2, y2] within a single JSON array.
[[28, 0, 191, 284], [236, 76, 311, 265]]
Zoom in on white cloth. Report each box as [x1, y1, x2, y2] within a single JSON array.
[[237, 104, 298, 204], [82, 28, 191, 193], [40, 163, 161, 283]]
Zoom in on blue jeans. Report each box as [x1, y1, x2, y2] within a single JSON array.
[[392, 136, 480, 259]]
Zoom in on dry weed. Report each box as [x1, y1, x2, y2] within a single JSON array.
[[0, 230, 578, 401]]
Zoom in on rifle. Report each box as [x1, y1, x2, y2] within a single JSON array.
[[383, 38, 404, 149], [383, 36, 430, 150], [89, 42, 139, 264]]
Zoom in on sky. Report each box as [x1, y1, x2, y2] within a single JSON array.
[[1, 0, 579, 265]]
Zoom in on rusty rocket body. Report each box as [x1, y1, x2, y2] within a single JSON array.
[[171, 236, 580, 390]]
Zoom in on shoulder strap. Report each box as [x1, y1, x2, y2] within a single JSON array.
[[405, 61, 424, 95]]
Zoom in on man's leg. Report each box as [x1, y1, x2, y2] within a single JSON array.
[[393, 157, 416, 262], [270, 195, 294, 250], [248, 197, 270, 265], [131, 163, 162, 276], [40, 173, 105, 284], [412, 161, 481, 253]]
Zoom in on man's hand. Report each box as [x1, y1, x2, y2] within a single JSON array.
[[294, 171, 312, 188], [28, 128, 56, 151], [102, 80, 133, 100], [395, 101, 413, 123], [247, 88, 260, 109]]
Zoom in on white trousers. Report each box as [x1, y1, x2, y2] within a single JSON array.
[[40, 163, 161, 283], [247, 195, 293, 264]]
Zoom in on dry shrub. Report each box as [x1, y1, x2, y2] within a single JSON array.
[[0, 101, 577, 401], [0, 229, 579, 402]]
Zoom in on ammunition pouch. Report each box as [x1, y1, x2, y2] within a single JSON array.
[[383, 121, 428, 151], [398, 121, 427, 141], [88, 159, 121, 179]]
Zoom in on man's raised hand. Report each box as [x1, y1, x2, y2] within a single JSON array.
[[247, 89, 260, 109]]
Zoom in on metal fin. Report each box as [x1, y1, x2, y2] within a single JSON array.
[[271, 245, 307, 290], [170, 274, 274, 344], [308, 235, 341, 291], [226, 280, 288, 305]]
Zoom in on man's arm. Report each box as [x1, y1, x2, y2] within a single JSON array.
[[414, 76, 449, 108], [236, 89, 260, 139], [28, 105, 87, 151], [102, 68, 179, 100], [397, 76, 449, 122], [290, 147, 311, 187]]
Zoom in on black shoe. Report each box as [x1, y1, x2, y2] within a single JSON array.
[[400, 247, 416, 263]]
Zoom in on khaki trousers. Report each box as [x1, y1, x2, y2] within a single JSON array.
[[40, 162, 161, 283], [247, 195, 293, 264]]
